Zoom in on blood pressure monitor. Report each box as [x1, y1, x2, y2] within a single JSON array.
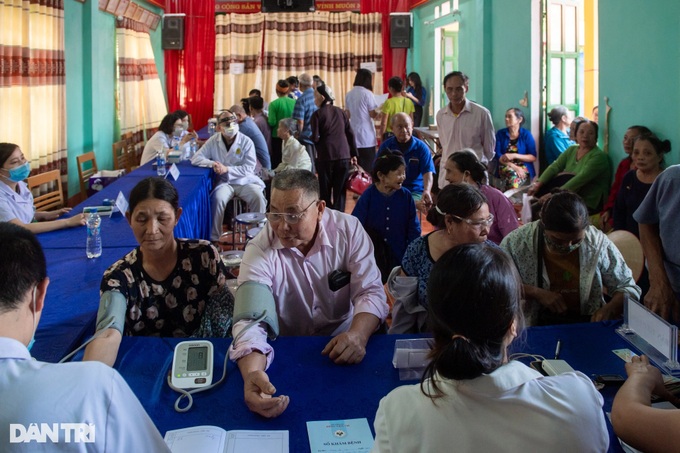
[[171, 340, 214, 389]]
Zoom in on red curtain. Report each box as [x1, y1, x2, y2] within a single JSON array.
[[360, 0, 410, 90], [164, 0, 216, 131]]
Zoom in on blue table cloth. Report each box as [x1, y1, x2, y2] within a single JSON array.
[[112, 322, 630, 452], [31, 246, 133, 363], [38, 162, 213, 249]]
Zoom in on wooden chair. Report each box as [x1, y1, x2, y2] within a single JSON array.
[[76, 151, 98, 200], [112, 139, 131, 173], [27, 169, 64, 212]]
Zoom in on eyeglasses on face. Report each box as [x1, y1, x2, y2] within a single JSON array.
[[265, 199, 318, 225], [449, 213, 494, 228]]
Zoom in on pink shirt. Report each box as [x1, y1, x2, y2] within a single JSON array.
[[480, 184, 519, 244], [229, 208, 388, 366], [436, 99, 496, 188]]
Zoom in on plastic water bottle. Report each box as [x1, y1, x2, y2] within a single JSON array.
[[208, 121, 216, 136], [156, 150, 167, 177], [189, 139, 198, 158], [86, 211, 102, 259]]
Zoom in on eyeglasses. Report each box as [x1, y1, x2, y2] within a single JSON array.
[[265, 200, 318, 225], [449, 213, 494, 229]]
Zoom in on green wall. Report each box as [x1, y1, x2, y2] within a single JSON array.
[[599, 0, 680, 167], [64, 0, 165, 200], [409, 0, 533, 130]]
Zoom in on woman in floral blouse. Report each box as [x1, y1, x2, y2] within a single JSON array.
[[84, 177, 233, 366]]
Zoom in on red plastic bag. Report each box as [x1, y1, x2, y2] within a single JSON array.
[[346, 165, 372, 195]]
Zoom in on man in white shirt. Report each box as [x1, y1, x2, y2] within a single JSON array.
[[229, 170, 389, 418], [191, 110, 267, 241], [436, 71, 496, 188], [0, 223, 169, 452]]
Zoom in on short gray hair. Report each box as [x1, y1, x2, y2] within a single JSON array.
[[279, 118, 298, 136], [298, 73, 313, 87], [272, 169, 319, 200]]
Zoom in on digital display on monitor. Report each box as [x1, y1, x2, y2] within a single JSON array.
[[187, 346, 208, 371]]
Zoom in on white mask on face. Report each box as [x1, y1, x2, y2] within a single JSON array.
[[222, 123, 239, 139], [173, 126, 183, 137]]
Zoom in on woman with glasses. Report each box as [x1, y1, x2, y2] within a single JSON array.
[[443, 149, 519, 244], [501, 191, 640, 326], [389, 183, 495, 333]]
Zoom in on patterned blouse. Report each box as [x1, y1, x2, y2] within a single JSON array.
[[101, 239, 233, 337]]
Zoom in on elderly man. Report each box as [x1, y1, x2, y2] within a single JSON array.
[[436, 71, 495, 188], [0, 223, 170, 451], [378, 113, 435, 211], [292, 73, 318, 172], [634, 165, 680, 323], [229, 170, 389, 418], [230, 104, 271, 171], [191, 110, 266, 242]]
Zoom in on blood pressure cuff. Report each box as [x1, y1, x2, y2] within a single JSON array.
[[233, 282, 279, 339], [95, 291, 127, 334]]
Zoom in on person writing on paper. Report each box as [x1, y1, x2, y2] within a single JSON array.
[[378, 113, 435, 212], [612, 355, 680, 453], [230, 169, 389, 418], [501, 191, 640, 325], [0, 223, 171, 451], [0, 143, 86, 233], [190, 110, 267, 242], [372, 243, 609, 453], [83, 177, 233, 366], [140, 112, 196, 165]]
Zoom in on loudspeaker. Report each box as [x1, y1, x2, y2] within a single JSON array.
[[390, 14, 411, 48], [261, 0, 315, 13], [162, 15, 185, 50]]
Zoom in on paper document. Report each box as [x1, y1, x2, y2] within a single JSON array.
[[307, 418, 374, 453], [374, 93, 389, 108], [165, 426, 289, 453]]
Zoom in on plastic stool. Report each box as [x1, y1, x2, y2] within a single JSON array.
[[232, 212, 266, 250], [246, 226, 263, 241]]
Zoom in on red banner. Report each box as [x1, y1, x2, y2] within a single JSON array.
[[215, 0, 360, 13]]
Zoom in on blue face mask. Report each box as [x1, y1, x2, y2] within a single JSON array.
[[4, 162, 31, 182]]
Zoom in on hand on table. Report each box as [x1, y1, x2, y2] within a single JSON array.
[[67, 213, 87, 228], [625, 356, 680, 406], [534, 288, 567, 314], [591, 302, 622, 322], [644, 282, 679, 323], [213, 162, 229, 175], [242, 370, 289, 418], [321, 331, 368, 365], [44, 207, 72, 221]]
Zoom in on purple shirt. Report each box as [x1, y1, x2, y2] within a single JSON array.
[[230, 208, 388, 366], [480, 184, 520, 244]]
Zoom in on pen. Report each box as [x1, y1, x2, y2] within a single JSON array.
[[554, 339, 562, 360]]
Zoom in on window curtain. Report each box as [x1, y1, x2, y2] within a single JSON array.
[[0, 0, 67, 194], [164, 0, 215, 131], [116, 19, 167, 159], [261, 12, 383, 107], [214, 13, 264, 113]]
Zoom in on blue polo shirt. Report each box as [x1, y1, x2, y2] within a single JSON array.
[[378, 136, 435, 195], [239, 117, 271, 169], [292, 88, 318, 144]]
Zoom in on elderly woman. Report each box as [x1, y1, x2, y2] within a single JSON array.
[[529, 120, 610, 214], [140, 112, 196, 165], [83, 177, 233, 366], [373, 243, 609, 452], [272, 118, 312, 173], [0, 143, 85, 233], [600, 125, 652, 228], [352, 150, 421, 282], [443, 150, 519, 244], [311, 84, 358, 212], [390, 183, 495, 333], [501, 191, 640, 326], [494, 108, 537, 190], [543, 106, 574, 165]]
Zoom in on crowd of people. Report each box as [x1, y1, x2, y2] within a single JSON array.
[[1, 67, 679, 452]]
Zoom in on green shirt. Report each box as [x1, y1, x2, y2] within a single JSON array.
[[268, 96, 296, 138], [538, 144, 611, 212], [381, 96, 414, 133]]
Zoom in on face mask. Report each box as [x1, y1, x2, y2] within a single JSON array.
[[173, 127, 183, 137], [3, 162, 31, 182], [27, 286, 38, 351], [182, 121, 189, 131], [222, 123, 239, 139]]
